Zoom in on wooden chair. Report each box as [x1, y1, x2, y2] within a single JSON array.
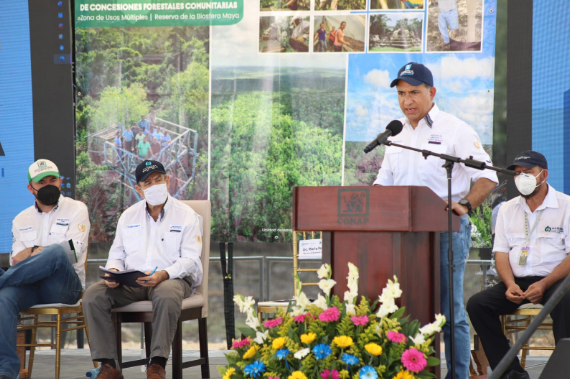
[[111, 200, 211, 379], [17, 247, 93, 379], [501, 303, 554, 369], [257, 231, 321, 320]]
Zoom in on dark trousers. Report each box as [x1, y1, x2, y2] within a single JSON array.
[[467, 276, 570, 373]]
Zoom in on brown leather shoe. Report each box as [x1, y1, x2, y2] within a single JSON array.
[[147, 363, 166, 379], [97, 363, 124, 379]]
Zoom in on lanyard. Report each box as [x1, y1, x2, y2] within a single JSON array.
[[524, 210, 543, 247]]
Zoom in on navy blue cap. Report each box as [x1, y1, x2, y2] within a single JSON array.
[[507, 150, 548, 171], [136, 160, 166, 183], [390, 62, 434, 88]]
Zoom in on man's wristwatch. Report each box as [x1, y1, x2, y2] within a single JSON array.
[[458, 198, 473, 215]]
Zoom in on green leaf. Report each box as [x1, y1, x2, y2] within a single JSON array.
[[390, 307, 406, 320], [426, 356, 440, 366], [238, 327, 257, 338]]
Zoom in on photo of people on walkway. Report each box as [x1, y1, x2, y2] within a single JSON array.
[[312, 15, 366, 53], [369, 13, 423, 53], [259, 16, 311, 53]]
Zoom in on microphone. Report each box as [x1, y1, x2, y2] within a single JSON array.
[[363, 120, 404, 154]]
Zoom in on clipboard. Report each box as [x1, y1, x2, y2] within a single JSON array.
[[99, 266, 147, 288]]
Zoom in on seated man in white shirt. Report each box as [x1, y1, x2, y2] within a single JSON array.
[[467, 151, 570, 379], [0, 159, 90, 379], [83, 160, 203, 379]]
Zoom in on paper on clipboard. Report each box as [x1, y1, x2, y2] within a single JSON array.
[[298, 239, 322, 260]]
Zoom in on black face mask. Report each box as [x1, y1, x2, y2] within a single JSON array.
[[35, 185, 61, 206]]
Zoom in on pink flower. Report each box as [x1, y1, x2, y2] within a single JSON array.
[[231, 338, 251, 349], [294, 313, 313, 323], [263, 317, 283, 329], [318, 307, 340, 323], [320, 369, 340, 379], [401, 348, 427, 373], [350, 315, 369, 326], [269, 377, 281, 379], [387, 331, 407, 344]]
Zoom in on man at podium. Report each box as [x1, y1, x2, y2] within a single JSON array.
[[373, 62, 498, 379]]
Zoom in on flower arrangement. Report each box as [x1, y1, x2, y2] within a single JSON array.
[[221, 263, 445, 379]]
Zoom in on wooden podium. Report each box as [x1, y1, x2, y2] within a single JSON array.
[[293, 186, 460, 378]]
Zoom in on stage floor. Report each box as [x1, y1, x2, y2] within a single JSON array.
[[25, 349, 548, 379], [21, 349, 227, 379]]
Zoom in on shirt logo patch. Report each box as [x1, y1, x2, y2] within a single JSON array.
[[56, 218, 70, 226], [78, 224, 86, 232], [474, 141, 481, 149], [126, 224, 141, 229], [19, 226, 33, 232], [197, 235, 201, 243], [545, 226, 564, 233], [170, 225, 182, 233]]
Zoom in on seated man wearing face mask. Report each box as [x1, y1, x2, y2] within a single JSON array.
[[467, 151, 570, 379], [0, 159, 90, 379], [83, 160, 203, 379]]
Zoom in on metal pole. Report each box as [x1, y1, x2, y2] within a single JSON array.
[[444, 160, 456, 379], [489, 272, 570, 379]]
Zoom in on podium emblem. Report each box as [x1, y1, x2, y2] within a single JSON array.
[[338, 189, 369, 217]]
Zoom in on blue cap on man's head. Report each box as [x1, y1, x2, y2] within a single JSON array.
[[507, 150, 548, 171], [390, 62, 434, 88]]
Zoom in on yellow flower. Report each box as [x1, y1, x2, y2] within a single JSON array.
[[243, 346, 256, 359], [288, 371, 308, 379], [272, 337, 287, 350], [300, 333, 317, 344], [223, 367, 235, 379], [393, 370, 414, 379], [333, 335, 353, 348], [364, 343, 382, 356]]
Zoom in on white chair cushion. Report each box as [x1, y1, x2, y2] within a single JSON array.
[[258, 301, 292, 307], [28, 300, 82, 309], [112, 294, 204, 313], [518, 303, 544, 310]]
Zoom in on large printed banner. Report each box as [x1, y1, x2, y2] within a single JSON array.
[[75, 0, 497, 247]]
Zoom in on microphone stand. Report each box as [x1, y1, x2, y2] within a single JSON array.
[[383, 140, 513, 378]]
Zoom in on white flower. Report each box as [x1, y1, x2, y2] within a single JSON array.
[[347, 277, 358, 292], [313, 293, 328, 310], [317, 264, 331, 279], [410, 333, 426, 346], [384, 279, 402, 299], [254, 330, 269, 344], [376, 302, 398, 319], [233, 295, 245, 312], [345, 303, 356, 315], [348, 262, 359, 278], [294, 348, 310, 359], [435, 313, 446, 327], [243, 296, 256, 310], [419, 324, 439, 336], [344, 290, 355, 304], [291, 306, 305, 316], [294, 292, 311, 308], [318, 279, 336, 297], [245, 312, 260, 330]]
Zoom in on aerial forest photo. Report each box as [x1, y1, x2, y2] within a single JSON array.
[[75, 26, 210, 244], [209, 66, 346, 243]]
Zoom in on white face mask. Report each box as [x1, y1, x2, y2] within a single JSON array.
[[514, 170, 544, 196], [143, 183, 168, 206]]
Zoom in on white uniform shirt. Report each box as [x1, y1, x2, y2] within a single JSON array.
[[106, 195, 203, 290], [493, 185, 570, 278], [11, 196, 90, 288], [373, 103, 498, 201]]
